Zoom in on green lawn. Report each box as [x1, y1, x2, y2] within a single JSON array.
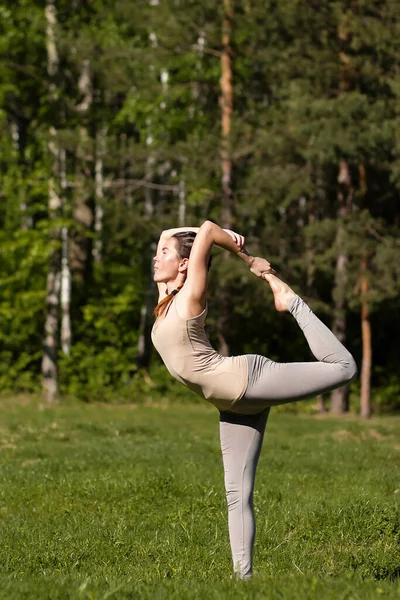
[[0, 396, 399, 599]]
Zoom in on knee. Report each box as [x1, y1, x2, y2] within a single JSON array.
[[225, 487, 240, 510], [341, 354, 358, 383], [225, 479, 252, 510], [225, 480, 240, 509]]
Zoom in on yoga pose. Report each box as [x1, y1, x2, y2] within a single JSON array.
[[151, 220, 357, 579]]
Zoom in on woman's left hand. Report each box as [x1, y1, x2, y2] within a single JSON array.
[[249, 257, 276, 278]]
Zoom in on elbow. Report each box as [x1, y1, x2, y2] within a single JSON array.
[[200, 220, 215, 235], [161, 229, 175, 240], [197, 221, 216, 247]]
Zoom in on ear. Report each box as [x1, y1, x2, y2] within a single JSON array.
[[178, 258, 189, 273]]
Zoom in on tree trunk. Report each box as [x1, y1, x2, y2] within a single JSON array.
[[178, 179, 186, 227], [218, 0, 233, 357], [45, 0, 58, 82], [42, 242, 61, 403], [189, 31, 205, 119], [330, 159, 352, 413], [358, 165, 371, 417], [71, 61, 94, 283], [60, 225, 71, 355], [60, 148, 71, 355], [360, 259, 372, 419], [42, 0, 61, 402], [42, 169, 61, 402], [144, 121, 155, 218], [220, 0, 233, 229], [93, 127, 107, 263]]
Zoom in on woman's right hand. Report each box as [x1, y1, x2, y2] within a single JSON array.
[[249, 257, 276, 278]]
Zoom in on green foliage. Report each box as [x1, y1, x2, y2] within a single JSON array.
[[0, 227, 51, 391], [0, 0, 400, 407], [59, 267, 143, 401], [370, 372, 400, 412]]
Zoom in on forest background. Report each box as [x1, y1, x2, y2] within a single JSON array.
[[1, 0, 400, 417]]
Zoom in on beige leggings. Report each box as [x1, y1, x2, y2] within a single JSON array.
[[219, 296, 357, 578]]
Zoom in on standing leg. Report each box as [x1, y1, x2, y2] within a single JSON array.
[[219, 408, 270, 579]]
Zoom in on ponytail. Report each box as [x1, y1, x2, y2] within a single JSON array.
[[153, 288, 181, 318], [153, 293, 174, 318]]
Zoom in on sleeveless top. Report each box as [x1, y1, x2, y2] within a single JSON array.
[[151, 299, 248, 411]]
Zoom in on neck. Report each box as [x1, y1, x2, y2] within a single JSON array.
[[166, 280, 185, 295], [167, 286, 182, 296]]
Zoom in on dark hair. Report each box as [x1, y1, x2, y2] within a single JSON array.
[[153, 231, 212, 318]]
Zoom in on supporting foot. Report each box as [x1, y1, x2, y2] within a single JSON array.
[[262, 273, 296, 312]]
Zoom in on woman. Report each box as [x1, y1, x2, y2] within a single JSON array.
[[151, 220, 357, 579]]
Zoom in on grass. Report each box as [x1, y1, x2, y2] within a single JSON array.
[[0, 395, 399, 599]]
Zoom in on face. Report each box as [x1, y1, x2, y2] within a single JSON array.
[[153, 238, 186, 284]]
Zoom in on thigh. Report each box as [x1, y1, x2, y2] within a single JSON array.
[[219, 410, 270, 483], [241, 357, 349, 410]]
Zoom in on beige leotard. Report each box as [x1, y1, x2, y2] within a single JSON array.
[[151, 298, 248, 411]]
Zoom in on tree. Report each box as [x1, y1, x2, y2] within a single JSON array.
[[42, 0, 62, 403]]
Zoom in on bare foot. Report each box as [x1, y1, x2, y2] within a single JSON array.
[[262, 273, 296, 312]]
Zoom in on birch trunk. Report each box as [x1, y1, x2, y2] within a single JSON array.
[[189, 31, 205, 120], [60, 148, 71, 355], [42, 164, 62, 401], [93, 127, 107, 263], [42, 242, 61, 402], [60, 225, 71, 355], [42, 0, 61, 402], [218, 0, 233, 357], [178, 179, 186, 227]]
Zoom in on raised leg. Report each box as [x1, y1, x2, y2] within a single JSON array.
[[231, 277, 357, 413]]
